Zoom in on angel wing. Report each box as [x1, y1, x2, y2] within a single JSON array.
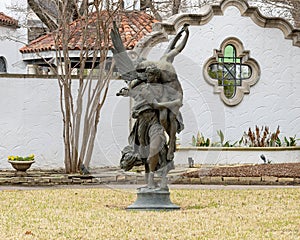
[[110, 21, 138, 81]]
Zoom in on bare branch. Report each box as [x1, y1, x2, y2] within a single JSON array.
[[28, 0, 58, 30]]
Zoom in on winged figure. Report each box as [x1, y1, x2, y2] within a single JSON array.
[[111, 21, 189, 189]]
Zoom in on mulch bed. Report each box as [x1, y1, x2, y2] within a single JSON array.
[[183, 163, 300, 178]]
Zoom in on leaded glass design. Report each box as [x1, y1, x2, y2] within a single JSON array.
[[204, 37, 260, 106], [208, 45, 251, 99]]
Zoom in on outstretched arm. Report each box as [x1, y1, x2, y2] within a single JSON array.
[[162, 24, 189, 63], [116, 79, 144, 97], [164, 25, 186, 54], [174, 24, 189, 53]]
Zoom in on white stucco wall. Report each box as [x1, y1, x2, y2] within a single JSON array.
[[0, 0, 28, 74], [0, 27, 27, 73], [0, 77, 129, 169], [0, 0, 27, 20], [147, 6, 300, 147]]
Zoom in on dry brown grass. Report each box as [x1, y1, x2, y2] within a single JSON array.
[[0, 188, 299, 239]]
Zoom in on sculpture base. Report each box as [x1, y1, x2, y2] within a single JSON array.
[[127, 187, 180, 211]]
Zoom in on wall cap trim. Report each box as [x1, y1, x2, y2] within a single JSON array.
[[177, 146, 300, 151], [135, 0, 300, 57]]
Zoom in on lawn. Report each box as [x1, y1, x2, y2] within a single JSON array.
[[0, 187, 299, 239]]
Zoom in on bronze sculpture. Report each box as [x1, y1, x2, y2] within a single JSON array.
[[111, 22, 189, 190]]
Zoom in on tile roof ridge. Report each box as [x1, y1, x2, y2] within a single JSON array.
[[20, 11, 158, 54], [0, 12, 19, 27]]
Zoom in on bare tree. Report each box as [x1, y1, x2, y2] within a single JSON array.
[[57, 2, 124, 173], [139, 0, 299, 27], [26, 1, 122, 173], [140, 0, 220, 20], [29, 0, 300, 29], [27, 0, 101, 31], [250, 0, 300, 28]]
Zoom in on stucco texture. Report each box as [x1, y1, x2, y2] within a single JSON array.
[[148, 6, 300, 147], [0, 78, 129, 169]]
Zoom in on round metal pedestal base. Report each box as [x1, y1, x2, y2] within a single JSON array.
[[127, 188, 180, 211]]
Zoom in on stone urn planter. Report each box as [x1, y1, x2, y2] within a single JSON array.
[[8, 154, 35, 172], [8, 160, 35, 172]]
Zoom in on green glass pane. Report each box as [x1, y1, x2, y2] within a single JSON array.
[[208, 64, 222, 79], [223, 79, 236, 98], [241, 65, 251, 79], [224, 85, 236, 99], [223, 79, 235, 86], [223, 57, 231, 63], [223, 45, 234, 63], [224, 45, 234, 58], [221, 57, 241, 63], [209, 63, 252, 80]]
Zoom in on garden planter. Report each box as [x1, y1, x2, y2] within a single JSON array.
[[174, 146, 300, 165], [8, 160, 35, 172]]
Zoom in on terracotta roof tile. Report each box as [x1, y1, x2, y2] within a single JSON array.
[[0, 12, 19, 28], [20, 10, 158, 54]]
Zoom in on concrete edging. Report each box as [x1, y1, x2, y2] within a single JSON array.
[[173, 176, 300, 185]]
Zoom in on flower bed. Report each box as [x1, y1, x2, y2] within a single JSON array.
[[174, 146, 300, 165], [183, 162, 300, 178]]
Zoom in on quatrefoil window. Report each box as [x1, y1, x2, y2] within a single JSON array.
[[203, 37, 260, 106]]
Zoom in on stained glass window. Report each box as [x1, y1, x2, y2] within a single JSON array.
[[208, 45, 251, 99]]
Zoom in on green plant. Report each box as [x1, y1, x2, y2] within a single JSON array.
[[8, 154, 35, 161], [192, 127, 298, 148], [283, 136, 300, 146], [212, 130, 237, 147], [192, 132, 210, 147]]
